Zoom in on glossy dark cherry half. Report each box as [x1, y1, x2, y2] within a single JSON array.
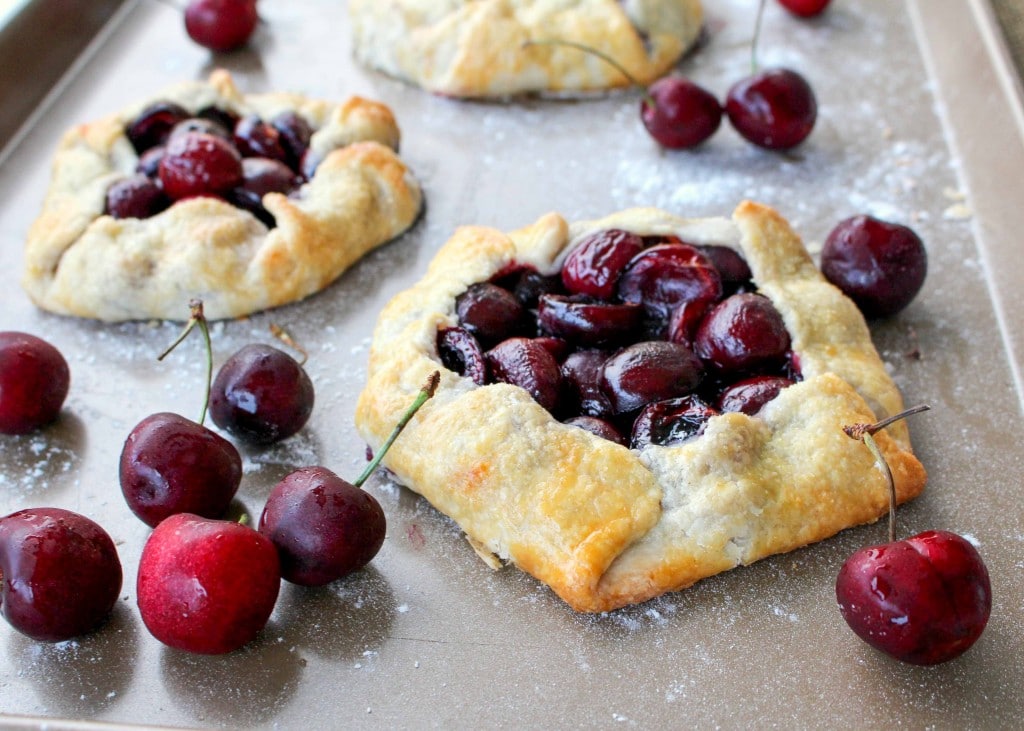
[[717, 375, 794, 415], [564, 415, 626, 445], [694, 293, 791, 373], [127, 102, 190, 153], [725, 68, 817, 151], [561, 229, 644, 299], [234, 114, 289, 163], [105, 174, 169, 219], [538, 294, 643, 347], [561, 349, 613, 418], [631, 395, 718, 449], [437, 326, 488, 385], [641, 76, 723, 149], [600, 341, 704, 415], [0, 331, 70, 435], [618, 243, 723, 321], [820, 215, 927, 318], [455, 283, 527, 346], [485, 337, 562, 413]]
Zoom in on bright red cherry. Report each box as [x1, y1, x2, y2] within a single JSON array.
[[836, 530, 991, 665], [137, 513, 280, 655], [184, 0, 259, 53], [725, 68, 817, 150], [641, 76, 723, 149], [820, 215, 927, 318], [0, 508, 122, 641], [158, 131, 243, 200], [778, 0, 831, 17], [0, 332, 70, 435]]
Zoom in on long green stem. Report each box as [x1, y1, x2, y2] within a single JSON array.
[[862, 432, 897, 544], [354, 371, 441, 488], [521, 39, 656, 108], [158, 299, 213, 426], [752, 0, 767, 74]]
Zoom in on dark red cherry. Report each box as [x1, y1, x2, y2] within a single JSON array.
[[0, 508, 122, 642], [560, 349, 613, 418], [820, 215, 927, 318], [631, 395, 717, 449], [271, 111, 313, 169], [158, 132, 243, 200], [233, 114, 289, 163], [561, 229, 644, 300], [240, 157, 299, 197], [105, 175, 169, 219], [119, 412, 243, 528], [694, 293, 791, 373], [259, 466, 386, 586], [437, 326, 488, 385], [126, 101, 190, 153], [694, 245, 753, 289], [168, 116, 231, 144], [778, 0, 831, 17], [717, 375, 794, 415], [533, 336, 571, 363], [485, 338, 562, 413], [564, 415, 626, 445], [512, 269, 564, 309], [666, 299, 712, 349], [641, 76, 723, 149], [136, 146, 166, 177], [0, 332, 70, 435], [184, 0, 259, 52], [537, 294, 643, 347], [455, 282, 527, 346], [725, 68, 817, 150], [618, 243, 723, 320], [600, 341, 703, 415], [210, 344, 315, 445]]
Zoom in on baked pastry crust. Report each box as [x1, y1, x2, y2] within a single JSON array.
[[23, 70, 423, 322], [355, 201, 927, 613], [349, 0, 704, 98]]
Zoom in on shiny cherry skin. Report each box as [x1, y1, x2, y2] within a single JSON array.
[[778, 0, 831, 17], [119, 412, 242, 528], [259, 466, 386, 586], [184, 0, 259, 52], [717, 375, 794, 415], [437, 327, 488, 385], [641, 76, 723, 149], [537, 294, 643, 347], [0, 508, 122, 641], [210, 344, 315, 445], [694, 293, 791, 373], [564, 415, 626, 445], [0, 332, 70, 435], [631, 395, 717, 449], [600, 341, 703, 414], [137, 513, 280, 655], [618, 243, 723, 321], [105, 174, 169, 219], [726, 68, 817, 150], [126, 101, 190, 153], [240, 157, 299, 197], [836, 530, 991, 665], [158, 131, 243, 200], [561, 349, 613, 418], [561, 229, 644, 300], [820, 215, 927, 318], [485, 337, 562, 413], [271, 111, 313, 169], [234, 114, 288, 163], [455, 283, 527, 346]]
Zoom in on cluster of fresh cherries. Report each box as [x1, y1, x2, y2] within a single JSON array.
[[439, 231, 798, 449], [0, 307, 430, 654], [106, 99, 316, 228], [184, 0, 259, 53]]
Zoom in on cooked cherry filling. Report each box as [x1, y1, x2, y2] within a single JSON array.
[[105, 102, 315, 228], [437, 230, 802, 448]]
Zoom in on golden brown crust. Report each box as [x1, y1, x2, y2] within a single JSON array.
[[23, 70, 422, 321], [349, 0, 704, 98], [354, 202, 927, 612]]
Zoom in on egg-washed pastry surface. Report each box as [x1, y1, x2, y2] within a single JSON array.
[[24, 70, 422, 322], [349, 0, 704, 98], [355, 201, 927, 612]]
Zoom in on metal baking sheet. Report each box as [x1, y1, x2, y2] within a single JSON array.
[[1, 0, 1022, 727]]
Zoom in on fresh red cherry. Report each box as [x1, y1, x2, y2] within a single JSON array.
[[158, 131, 243, 200], [137, 513, 281, 655], [600, 341, 704, 415], [725, 68, 817, 150], [836, 530, 992, 665], [0, 508, 122, 641], [0, 331, 70, 435], [778, 0, 831, 17], [455, 282, 527, 346], [641, 76, 723, 149], [184, 0, 259, 53], [561, 229, 644, 300], [210, 343, 315, 445], [820, 215, 928, 318], [693, 293, 791, 373], [105, 174, 169, 220], [259, 466, 386, 586], [119, 412, 242, 528]]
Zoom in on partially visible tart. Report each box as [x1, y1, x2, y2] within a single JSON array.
[[355, 201, 926, 613], [23, 70, 422, 322], [349, 0, 704, 98]]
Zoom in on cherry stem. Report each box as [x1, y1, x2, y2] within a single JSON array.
[[158, 299, 214, 426], [354, 371, 441, 488], [270, 323, 309, 365], [843, 404, 930, 544], [751, 0, 769, 74], [521, 39, 657, 108]]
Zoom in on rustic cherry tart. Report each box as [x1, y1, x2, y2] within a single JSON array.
[[349, 0, 704, 98], [355, 201, 926, 613], [23, 70, 422, 321]]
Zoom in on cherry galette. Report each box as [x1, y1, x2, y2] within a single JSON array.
[[356, 202, 926, 612], [23, 70, 422, 321]]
